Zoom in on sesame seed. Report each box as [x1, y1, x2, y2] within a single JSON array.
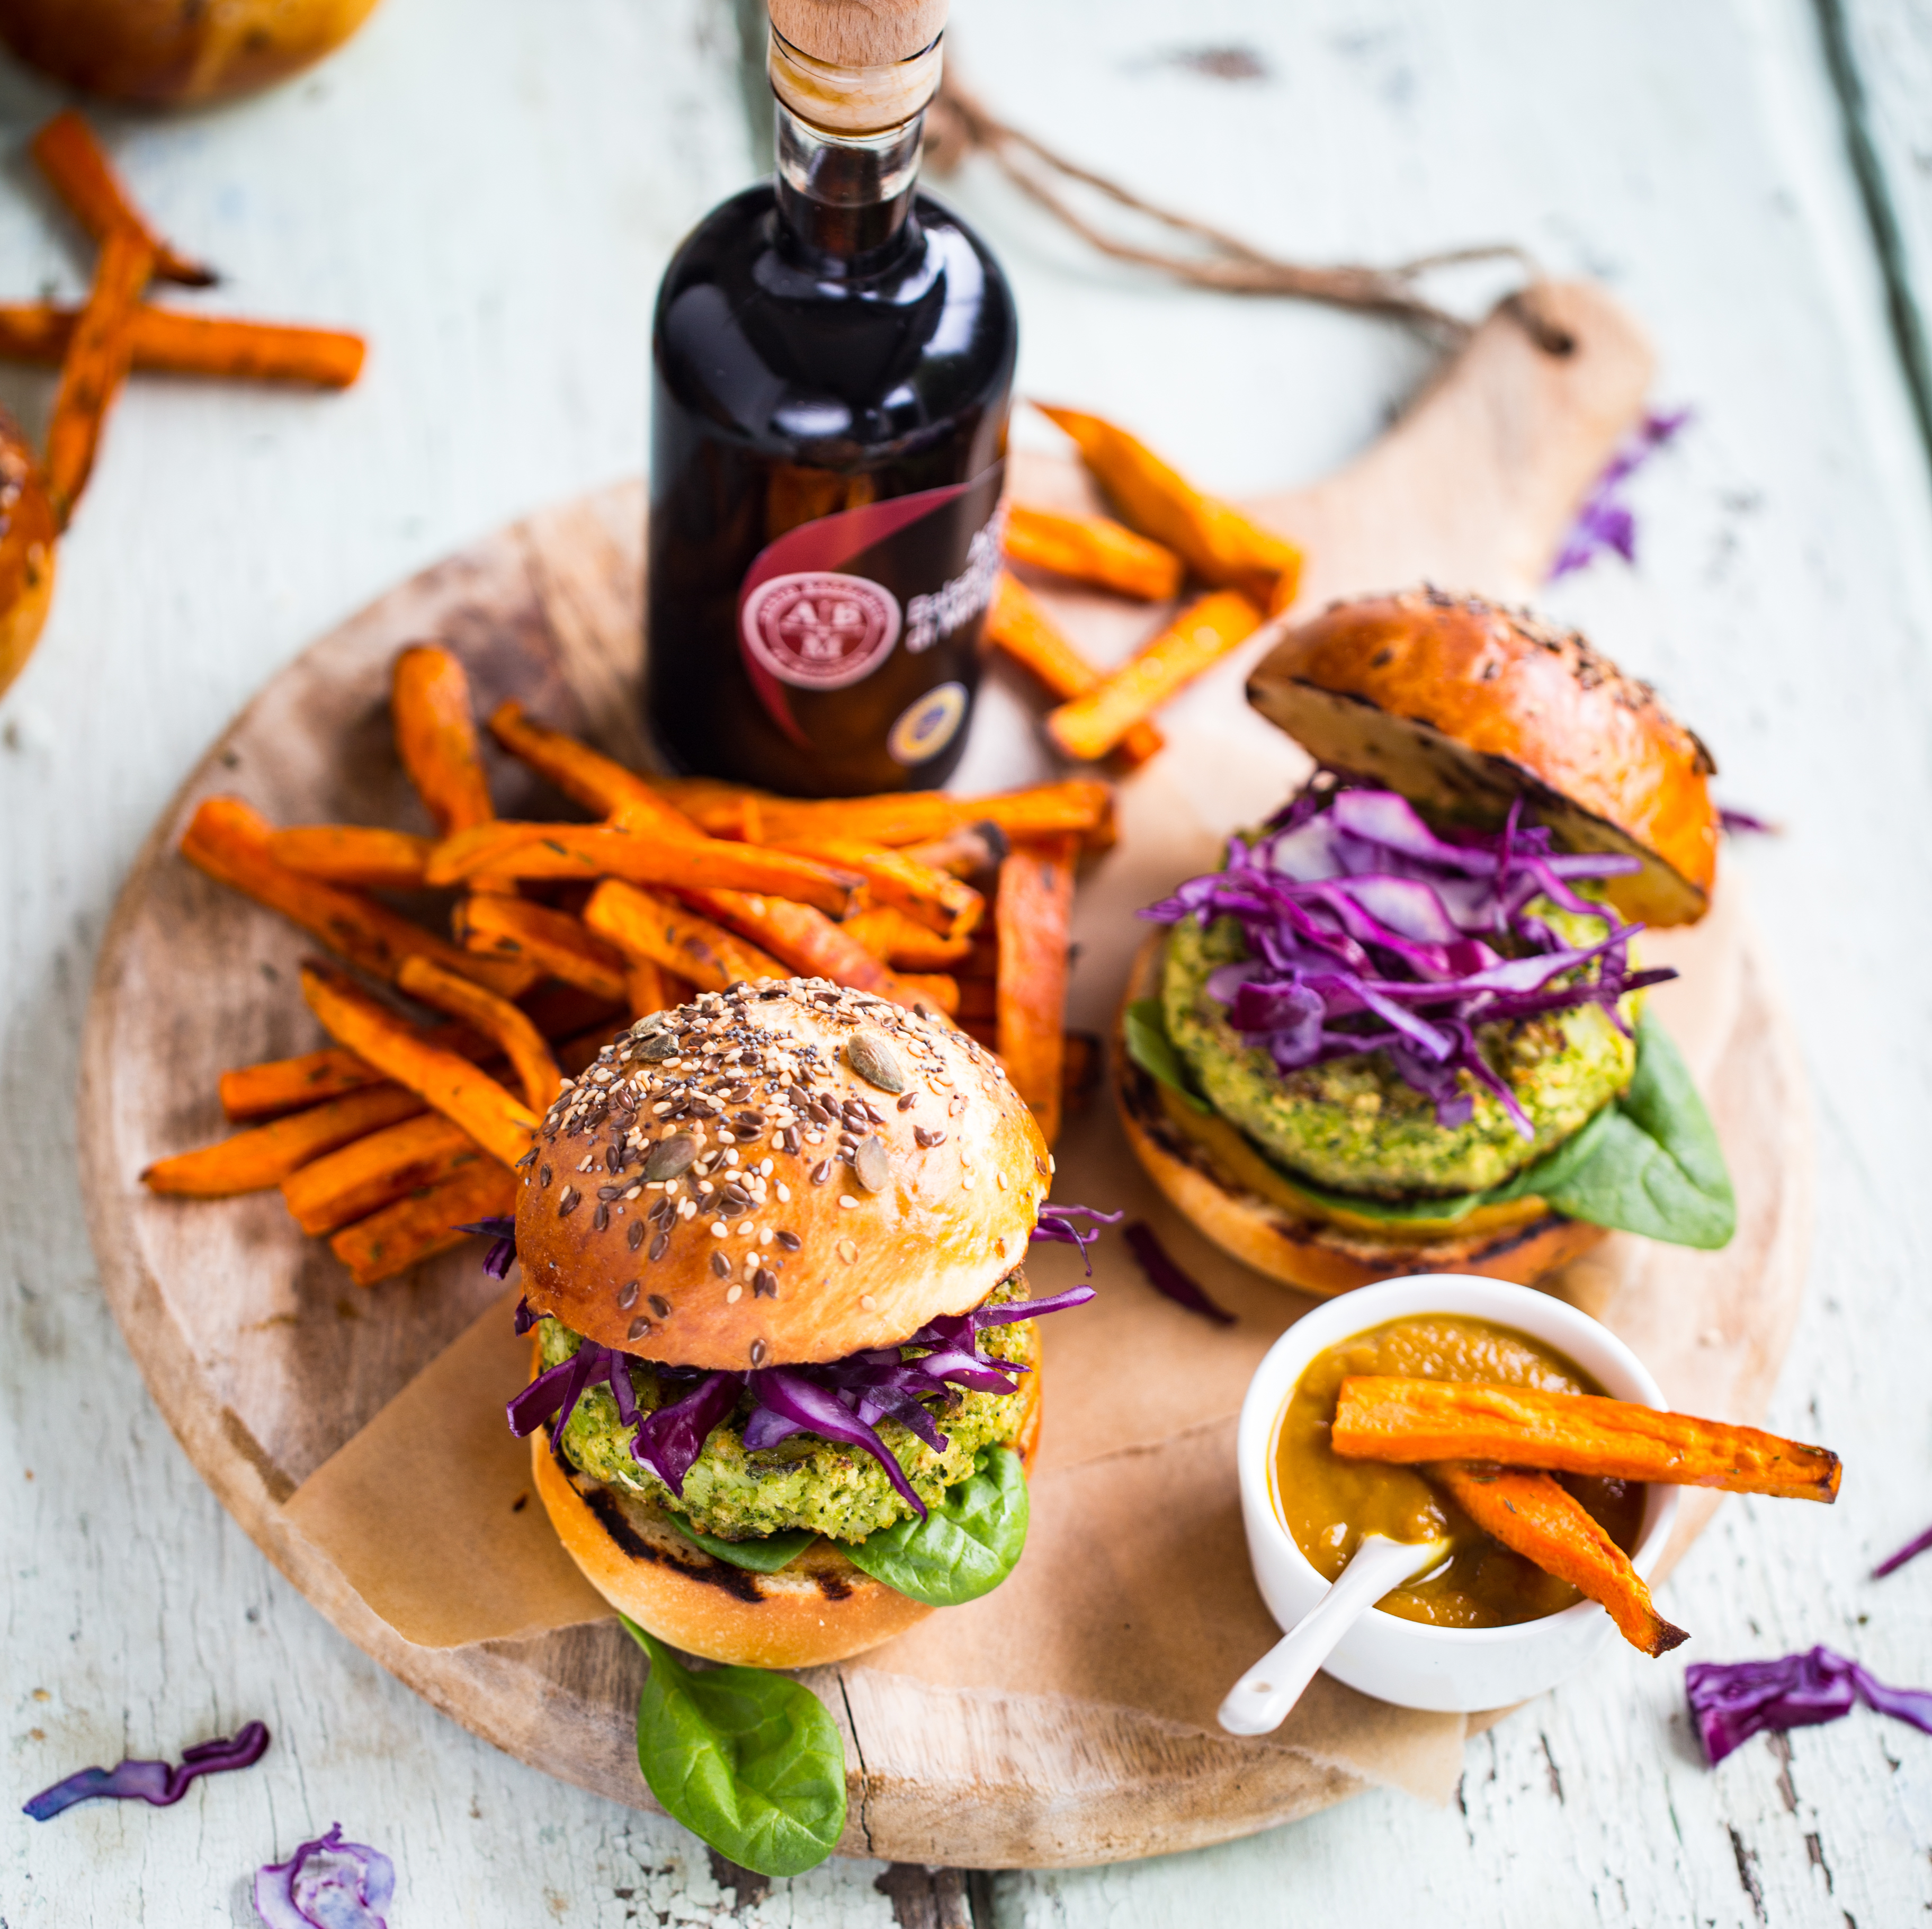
[[859, 1293, 875, 1310], [838, 1194, 858, 1209], [962, 1174, 976, 1189], [726, 1284, 743, 1303], [837, 1238, 858, 1264], [711, 1221, 728, 1237], [997, 1171, 1009, 1189], [776, 1183, 791, 1203]]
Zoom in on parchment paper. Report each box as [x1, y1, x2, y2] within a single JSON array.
[[279, 742, 1748, 1810]]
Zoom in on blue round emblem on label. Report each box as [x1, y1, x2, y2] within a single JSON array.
[[887, 682, 969, 766]]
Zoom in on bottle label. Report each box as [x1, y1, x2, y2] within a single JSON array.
[[736, 462, 1005, 747]]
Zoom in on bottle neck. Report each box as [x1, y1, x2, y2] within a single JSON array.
[[774, 99, 925, 264]]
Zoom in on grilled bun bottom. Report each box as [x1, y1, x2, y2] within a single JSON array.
[[533, 1354, 1044, 1668], [1114, 941, 1607, 1297]]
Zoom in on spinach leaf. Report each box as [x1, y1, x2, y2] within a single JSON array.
[[843, 1446, 1028, 1607], [1124, 997, 1209, 1112], [666, 1515, 817, 1573], [621, 1616, 846, 1879], [1533, 1012, 1735, 1249]]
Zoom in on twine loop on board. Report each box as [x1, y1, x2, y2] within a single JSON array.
[[924, 70, 1575, 356]]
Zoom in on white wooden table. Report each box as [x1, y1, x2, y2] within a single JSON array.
[[5, 1, 1932, 1922]]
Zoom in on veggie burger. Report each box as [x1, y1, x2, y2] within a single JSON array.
[[1120, 588, 1737, 1294], [504, 976, 1094, 1668]]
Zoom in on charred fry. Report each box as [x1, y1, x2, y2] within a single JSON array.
[[454, 895, 630, 1004], [396, 955, 563, 1112], [180, 796, 535, 998], [583, 881, 787, 994], [329, 1161, 518, 1289], [1432, 1463, 1688, 1656], [1334, 1379, 1843, 1503]]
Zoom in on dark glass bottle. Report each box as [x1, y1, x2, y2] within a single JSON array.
[[645, 30, 1016, 797]]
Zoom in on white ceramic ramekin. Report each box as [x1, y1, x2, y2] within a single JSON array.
[[1237, 1274, 1679, 1713]]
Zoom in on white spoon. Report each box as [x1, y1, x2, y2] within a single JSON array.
[[1218, 1533, 1454, 1737]]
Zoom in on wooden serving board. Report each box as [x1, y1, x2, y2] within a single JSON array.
[[77, 283, 1814, 1869]]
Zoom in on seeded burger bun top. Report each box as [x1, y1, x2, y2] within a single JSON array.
[[516, 978, 1050, 1370], [1246, 588, 1720, 927]]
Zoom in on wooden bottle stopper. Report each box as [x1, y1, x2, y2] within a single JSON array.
[[768, 0, 946, 133]]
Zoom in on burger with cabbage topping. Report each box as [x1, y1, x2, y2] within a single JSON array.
[[501, 976, 1096, 1668], [1118, 588, 1737, 1295]]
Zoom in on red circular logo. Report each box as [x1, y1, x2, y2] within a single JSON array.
[[741, 571, 902, 690]]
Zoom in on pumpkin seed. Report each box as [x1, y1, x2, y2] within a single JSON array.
[[846, 1031, 908, 1094], [644, 1134, 698, 1181]]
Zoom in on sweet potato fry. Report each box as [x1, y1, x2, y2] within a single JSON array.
[[46, 223, 155, 526], [455, 895, 629, 1004], [392, 645, 497, 836], [221, 1046, 382, 1120], [901, 822, 1009, 879], [842, 905, 973, 970], [181, 797, 536, 998], [584, 881, 787, 994], [487, 701, 697, 834], [1333, 1380, 1844, 1503], [300, 962, 539, 1165], [675, 885, 947, 1017], [1034, 404, 1303, 609], [141, 1083, 425, 1197], [268, 825, 433, 890], [330, 1160, 519, 1289], [1046, 589, 1265, 763], [1432, 1463, 1688, 1657], [30, 110, 213, 287], [396, 955, 562, 1112], [427, 822, 865, 919], [652, 777, 1117, 853], [996, 837, 1078, 1144], [0, 304, 364, 386], [1004, 504, 1185, 602], [773, 835, 981, 937], [986, 571, 1164, 770], [282, 1111, 480, 1235]]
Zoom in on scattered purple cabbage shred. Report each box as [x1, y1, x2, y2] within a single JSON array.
[[1031, 1202, 1125, 1274], [458, 1214, 517, 1280], [22, 1721, 270, 1822], [1140, 784, 1674, 1133], [1549, 407, 1690, 579], [1872, 1521, 1932, 1580], [253, 1823, 395, 1929], [1717, 805, 1780, 837], [1123, 1220, 1235, 1326], [508, 1281, 1095, 1521], [1686, 1647, 1932, 1765]]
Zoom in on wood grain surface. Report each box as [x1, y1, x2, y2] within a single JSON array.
[[9, 0, 1932, 1921], [77, 273, 1811, 1867]]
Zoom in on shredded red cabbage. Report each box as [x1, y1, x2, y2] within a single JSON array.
[[1873, 1521, 1932, 1579], [1686, 1647, 1932, 1765], [1141, 784, 1675, 1133], [1123, 1220, 1235, 1326], [507, 1282, 1095, 1521], [254, 1823, 395, 1929], [1549, 407, 1690, 579], [1031, 1203, 1124, 1274], [1718, 805, 1779, 837], [22, 1721, 269, 1821], [457, 1215, 517, 1279]]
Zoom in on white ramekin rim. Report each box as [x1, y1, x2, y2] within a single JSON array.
[[1238, 1273, 1680, 1646]]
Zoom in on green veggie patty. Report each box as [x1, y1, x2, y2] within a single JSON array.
[[541, 1276, 1035, 1544], [1161, 906, 1637, 1198]]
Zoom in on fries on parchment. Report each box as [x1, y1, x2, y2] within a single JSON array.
[[160, 645, 1104, 1289], [1004, 504, 1184, 602]]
